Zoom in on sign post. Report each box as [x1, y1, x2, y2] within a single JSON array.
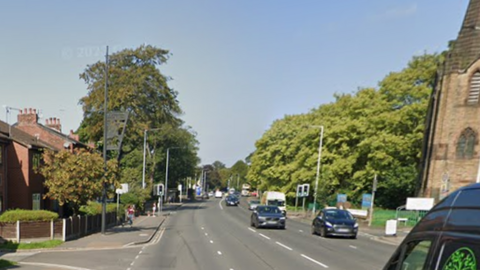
[[368, 174, 378, 227]]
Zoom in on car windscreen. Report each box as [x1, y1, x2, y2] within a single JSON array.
[[267, 200, 285, 206], [257, 206, 282, 214], [250, 200, 260, 204], [325, 210, 354, 220]]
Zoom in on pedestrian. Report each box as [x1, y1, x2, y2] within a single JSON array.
[[152, 202, 157, 216], [127, 205, 135, 226]]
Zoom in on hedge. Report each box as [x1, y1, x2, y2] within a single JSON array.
[[0, 210, 59, 223]]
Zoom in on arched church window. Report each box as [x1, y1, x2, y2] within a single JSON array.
[[457, 128, 476, 159], [467, 71, 480, 105]]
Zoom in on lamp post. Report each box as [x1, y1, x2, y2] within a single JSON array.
[[311, 125, 324, 216], [165, 147, 183, 203], [142, 128, 162, 189]]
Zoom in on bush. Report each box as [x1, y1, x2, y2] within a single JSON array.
[[0, 210, 59, 223], [79, 201, 117, 216]]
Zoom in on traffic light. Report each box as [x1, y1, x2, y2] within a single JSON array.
[[297, 185, 303, 197], [303, 184, 310, 197], [157, 184, 164, 196]]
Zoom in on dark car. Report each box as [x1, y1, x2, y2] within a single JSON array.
[[225, 195, 239, 206], [383, 183, 480, 270], [251, 205, 286, 229], [311, 209, 358, 239]]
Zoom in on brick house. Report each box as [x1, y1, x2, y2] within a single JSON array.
[[420, 0, 480, 200], [14, 108, 87, 152], [0, 120, 55, 212]]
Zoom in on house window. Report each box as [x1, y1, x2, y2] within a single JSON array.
[[457, 128, 476, 159], [32, 193, 41, 210], [468, 71, 480, 105]]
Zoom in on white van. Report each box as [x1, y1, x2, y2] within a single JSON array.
[[261, 191, 286, 215], [215, 190, 223, 198]]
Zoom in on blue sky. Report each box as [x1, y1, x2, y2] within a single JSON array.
[[0, 1, 469, 166]]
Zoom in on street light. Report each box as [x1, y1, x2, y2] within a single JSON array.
[[165, 146, 184, 203], [142, 128, 162, 189], [311, 125, 324, 216]]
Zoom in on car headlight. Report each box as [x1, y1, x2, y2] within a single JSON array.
[[325, 221, 333, 227], [258, 216, 266, 220], [280, 217, 286, 220], [354, 222, 358, 228]]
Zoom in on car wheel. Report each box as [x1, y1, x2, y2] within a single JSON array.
[[322, 228, 328, 238], [311, 225, 316, 235]]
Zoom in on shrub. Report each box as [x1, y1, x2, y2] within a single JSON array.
[[0, 210, 59, 223], [79, 201, 117, 216]]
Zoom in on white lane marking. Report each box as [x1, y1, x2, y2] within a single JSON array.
[[151, 227, 166, 245], [217, 251, 222, 255], [210, 240, 214, 244], [205, 233, 208, 236], [219, 198, 224, 210], [299, 230, 304, 233], [301, 254, 329, 268], [135, 255, 139, 259], [259, 233, 271, 240], [276, 241, 293, 251], [20, 263, 91, 270], [248, 228, 256, 233], [201, 227, 204, 230], [349, 245, 357, 249]]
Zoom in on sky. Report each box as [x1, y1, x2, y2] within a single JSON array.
[[0, 0, 470, 167]]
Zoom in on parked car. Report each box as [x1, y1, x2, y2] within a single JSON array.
[[225, 195, 239, 206], [311, 208, 358, 239], [215, 190, 223, 198], [251, 205, 286, 229], [208, 191, 214, 197], [383, 183, 480, 270], [248, 200, 261, 210]]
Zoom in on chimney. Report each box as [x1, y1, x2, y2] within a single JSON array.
[[17, 107, 39, 126], [46, 117, 62, 132], [68, 130, 80, 141]]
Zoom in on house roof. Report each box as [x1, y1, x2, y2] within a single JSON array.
[[0, 120, 55, 150]]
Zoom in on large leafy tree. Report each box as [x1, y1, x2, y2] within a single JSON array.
[[77, 45, 199, 202], [248, 53, 442, 208], [40, 149, 119, 215]]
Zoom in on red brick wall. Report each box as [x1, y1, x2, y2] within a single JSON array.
[[7, 142, 30, 210]]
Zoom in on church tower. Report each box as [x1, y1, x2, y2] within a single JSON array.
[[421, 0, 480, 200]]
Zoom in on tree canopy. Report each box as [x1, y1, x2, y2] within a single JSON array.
[[247, 53, 442, 208]]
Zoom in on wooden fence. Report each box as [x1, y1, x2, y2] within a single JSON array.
[[0, 212, 117, 243]]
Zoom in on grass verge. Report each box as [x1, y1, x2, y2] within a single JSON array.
[[0, 259, 16, 268], [0, 240, 63, 250]]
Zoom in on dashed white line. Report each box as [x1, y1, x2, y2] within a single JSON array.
[[299, 230, 304, 233], [259, 233, 271, 240], [276, 241, 293, 251], [301, 254, 329, 268], [217, 251, 222, 255], [248, 228, 256, 233], [201, 227, 204, 230], [349, 245, 357, 249], [205, 233, 208, 236], [210, 240, 214, 244]]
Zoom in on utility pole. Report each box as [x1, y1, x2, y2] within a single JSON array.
[[368, 174, 378, 227], [101, 46, 109, 234]]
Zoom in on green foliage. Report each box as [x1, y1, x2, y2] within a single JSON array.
[[0, 259, 16, 267], [0, 240, 63, 250], [77, 44, 200, 198], [40, 149, 119, 215], [0, 210, 58, 223], [120, 192, 141, 209], [248, 53, 442, 209], [79, 202, 118, 216]]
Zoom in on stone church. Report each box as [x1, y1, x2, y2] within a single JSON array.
[[420, 0, 480, 200]]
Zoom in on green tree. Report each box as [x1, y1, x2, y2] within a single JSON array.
[[40, 149, 119, 215]]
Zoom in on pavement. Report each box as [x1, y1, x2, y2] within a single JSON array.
[[0, 203, 182, 256]]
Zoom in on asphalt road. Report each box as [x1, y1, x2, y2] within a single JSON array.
[[134, 197, 396, 270], [5, 198, 396, 270]]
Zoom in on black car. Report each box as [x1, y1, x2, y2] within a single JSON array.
[[225, 195, 239, 206], [251, 205, 286, 229], [311, 209, 358, 239]]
